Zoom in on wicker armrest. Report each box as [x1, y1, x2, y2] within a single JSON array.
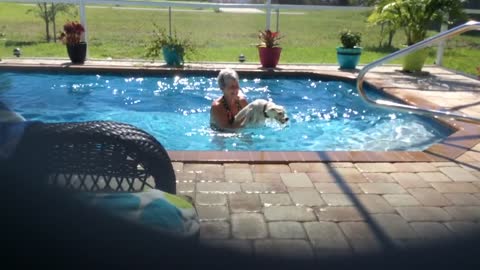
[[10, 121, 176, 194]]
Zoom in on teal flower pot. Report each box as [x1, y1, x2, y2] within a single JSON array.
[[162, 47, 184, 66], [336, 47, 362, 69]]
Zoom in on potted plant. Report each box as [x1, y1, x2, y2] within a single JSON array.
[[369, 0, 466, 72], [336, 29, 362, 69], [59, 21, 86, 64], [257, 29, 282, 68], [145, 23, 196, 67]]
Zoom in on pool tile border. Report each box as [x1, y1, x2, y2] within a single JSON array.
[[2, 61, 479, 163], [168, 118, 480, 163]]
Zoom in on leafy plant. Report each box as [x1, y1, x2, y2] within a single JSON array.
[[27, 3, 76, 42], [144, 23, 196, 61], [367, 2, 398, 48], [339, 29, 362, 48], [368, 0, 467, 45], [258, 29, 281, 48], [59, 21, 84, 45]]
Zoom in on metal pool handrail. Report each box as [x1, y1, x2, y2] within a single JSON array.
[[356, 20, 480, 124]]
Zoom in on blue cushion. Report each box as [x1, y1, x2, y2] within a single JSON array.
[[76, 189, 199, 238]]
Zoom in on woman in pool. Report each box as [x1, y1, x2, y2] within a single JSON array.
[[210, 69, 249, 130]]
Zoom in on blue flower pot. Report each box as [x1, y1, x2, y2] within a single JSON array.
[[336, 47, 362, 69], [162, 47, 184, 66]]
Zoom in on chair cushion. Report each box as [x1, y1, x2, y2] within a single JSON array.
[[0, 101, 33, 160], [0, 101, 25, 123], [76, 189, 199, 238]]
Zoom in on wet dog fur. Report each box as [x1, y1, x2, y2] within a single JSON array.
[[233, 99, 288, 128]]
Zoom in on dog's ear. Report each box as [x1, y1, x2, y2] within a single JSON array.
[[269, 105, 285, 115], [265, 102, 277, 113]]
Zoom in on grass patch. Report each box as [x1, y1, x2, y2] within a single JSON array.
[[0, 3, 479, 76]]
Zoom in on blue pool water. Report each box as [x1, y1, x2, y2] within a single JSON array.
[[0, 71, 452, 151]]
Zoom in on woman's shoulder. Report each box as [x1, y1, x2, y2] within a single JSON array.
[[211, 97, 222, 107], [238, 94, 248, 107]]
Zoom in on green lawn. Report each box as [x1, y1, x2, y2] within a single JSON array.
[[0, 3, 479, 76]]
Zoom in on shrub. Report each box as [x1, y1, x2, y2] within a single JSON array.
[[144, 23, 196, 61], [339, 29, 361, 48]]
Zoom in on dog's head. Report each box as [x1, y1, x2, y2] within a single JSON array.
[[264, 102, 289, 124]]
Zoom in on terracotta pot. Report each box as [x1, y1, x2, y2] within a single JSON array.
[[258, 47, 282, 68], [66, 42, 87, 64]]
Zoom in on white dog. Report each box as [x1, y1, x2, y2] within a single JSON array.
[[233, 99, 289, 128]]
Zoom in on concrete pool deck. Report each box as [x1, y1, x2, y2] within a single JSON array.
[[1, 58, 480, 261]]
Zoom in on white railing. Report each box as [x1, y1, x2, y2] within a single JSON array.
[[357, 21, 480, 124], [1, 0, 478, 65]]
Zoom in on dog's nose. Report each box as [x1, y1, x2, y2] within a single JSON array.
[[285, 117, 289, 122]]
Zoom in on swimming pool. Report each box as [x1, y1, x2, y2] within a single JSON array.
[[0, 70, 453, 151]]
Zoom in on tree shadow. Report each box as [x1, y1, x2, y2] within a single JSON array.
[[4, 40, 40, 46], [425, 149, 480, 171], [314, 152, 396, 251], [364, 45, 399, 54], [450, 100, 480, 111], [395, 69, 431, 77], [381, 70, 480, 93]]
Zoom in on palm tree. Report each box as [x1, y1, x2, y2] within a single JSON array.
[[368, 0, 467, 46], [367, 0, 401, 48]]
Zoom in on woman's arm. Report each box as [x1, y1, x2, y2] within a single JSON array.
[[210, 95, 249, 131], [210, 102, 232, 130]]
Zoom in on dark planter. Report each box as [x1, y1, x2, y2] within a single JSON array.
[[336, 47, 362, 69], [258, 47, 282, 68], [66, 42, 87, 64], [162, 47, 184, 66]]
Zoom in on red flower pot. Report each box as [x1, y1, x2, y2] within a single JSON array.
[[258, 47, 282, 68]]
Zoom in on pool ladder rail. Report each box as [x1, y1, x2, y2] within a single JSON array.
[[356, 20, 480, 124]]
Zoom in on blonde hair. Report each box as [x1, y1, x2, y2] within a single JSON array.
[[217, 68, 239, 90]]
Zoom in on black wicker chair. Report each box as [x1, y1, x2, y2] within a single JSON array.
[[6, 121, 176, 194]]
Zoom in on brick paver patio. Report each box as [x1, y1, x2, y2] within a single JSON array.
[[175, 161, 480, 260]]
